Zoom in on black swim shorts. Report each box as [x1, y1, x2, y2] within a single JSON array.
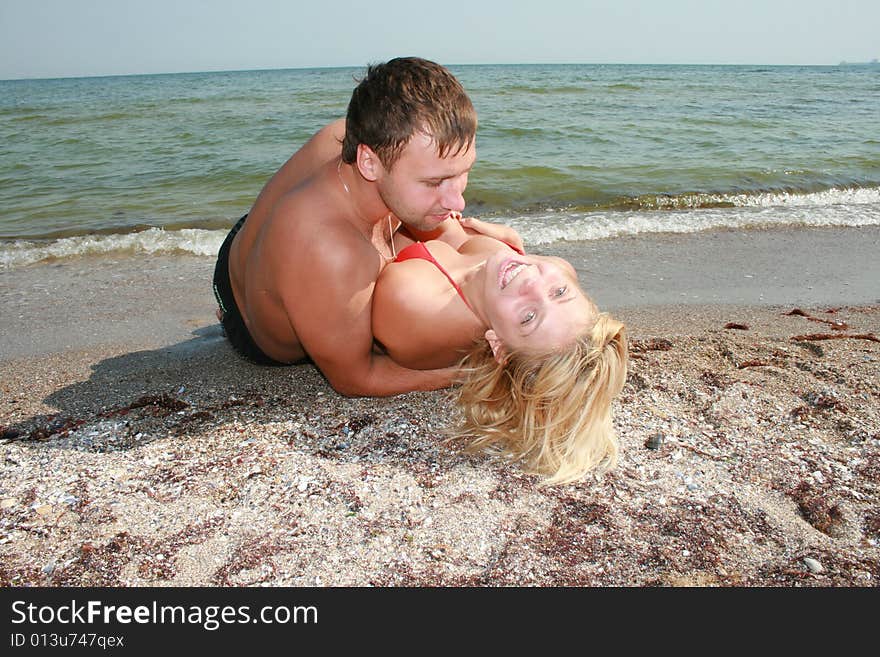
[[212, 215, 285, 366]]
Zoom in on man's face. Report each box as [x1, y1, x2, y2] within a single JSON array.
[[375, 132, 476, 232]]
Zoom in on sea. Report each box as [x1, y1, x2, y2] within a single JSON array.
[[1, 63, 879, 268]]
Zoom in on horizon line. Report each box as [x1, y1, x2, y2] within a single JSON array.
[[3, 59, 876, 83]]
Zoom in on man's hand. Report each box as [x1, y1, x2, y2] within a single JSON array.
[[455, 214, 525, 254]]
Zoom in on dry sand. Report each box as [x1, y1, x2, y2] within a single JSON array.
[[1, 226, 878, 586]]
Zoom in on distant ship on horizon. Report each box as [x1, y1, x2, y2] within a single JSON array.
[[839, 58, 879, 66]]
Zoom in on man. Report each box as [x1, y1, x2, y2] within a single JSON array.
[[213, 57, 477, 396]]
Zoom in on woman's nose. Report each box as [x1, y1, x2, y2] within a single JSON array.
[[516, 268, 541, 297]]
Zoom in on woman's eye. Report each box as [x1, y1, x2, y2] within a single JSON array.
[[520, 310, 536, 325], [553, 286, 567, 298]]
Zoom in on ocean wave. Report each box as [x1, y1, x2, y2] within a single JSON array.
[[0, 228, 224, 269], [620, 185, 880, 211], [2, 191, 879, 268], [507, 195, 880, 245], [464, 173, 880, 214]]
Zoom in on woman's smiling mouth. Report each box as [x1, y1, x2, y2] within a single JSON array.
[[498, 259, 530, 289]]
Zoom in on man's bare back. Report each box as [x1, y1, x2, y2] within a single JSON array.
[[227, 119, 351, 363], [213, 58, 479, 396]]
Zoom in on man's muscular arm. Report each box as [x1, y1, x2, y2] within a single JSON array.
[[279, 222, 458, 397]]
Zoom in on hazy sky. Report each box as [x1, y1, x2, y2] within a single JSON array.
[[1, 0, 878, 79]]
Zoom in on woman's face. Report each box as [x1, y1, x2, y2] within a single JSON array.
[[481, 252, 597, 358]]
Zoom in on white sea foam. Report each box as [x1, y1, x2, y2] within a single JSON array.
[[1, 189, 879, 268], [644, 186, 880, 210], [510, 191, 880, 245], [0, 227, 224, 269], [733, 186, 880, 207]]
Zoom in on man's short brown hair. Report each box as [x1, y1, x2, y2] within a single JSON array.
[[341, 57, 477, 169]]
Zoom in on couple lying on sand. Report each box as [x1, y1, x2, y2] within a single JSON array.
[[212, 57, 628, 485]]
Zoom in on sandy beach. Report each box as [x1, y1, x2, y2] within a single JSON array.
[[1, 225, 878, 587]]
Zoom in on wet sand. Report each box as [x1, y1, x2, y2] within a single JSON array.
[[1, 225, 878, 586]]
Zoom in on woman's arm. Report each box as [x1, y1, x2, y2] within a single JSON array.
[[456, 216, 524, 254], [396, 213, 525, 254]]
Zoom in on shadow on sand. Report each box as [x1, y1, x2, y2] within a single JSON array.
[[3, 325, 328, 451]]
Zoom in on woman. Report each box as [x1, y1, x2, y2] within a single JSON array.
[[372, 215, 628, 485]]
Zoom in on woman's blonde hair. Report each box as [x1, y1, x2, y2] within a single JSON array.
[[451, 313, 628, 486]]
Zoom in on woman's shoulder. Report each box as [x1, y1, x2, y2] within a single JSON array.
[[376, 256, 435, 308], [373, 246, 480, 365]]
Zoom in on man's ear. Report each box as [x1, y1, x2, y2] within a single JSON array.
[[356, 144, 382, 182], [484, 329, 508, 364]]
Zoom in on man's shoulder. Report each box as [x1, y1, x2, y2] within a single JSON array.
[[266, 187, 362, 243], [262, 210, 378, 284]]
